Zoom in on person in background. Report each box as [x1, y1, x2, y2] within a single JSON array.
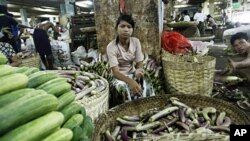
[[33, 18, 59, 70], [0, 42, 21, 66], [0, 5, 31, 52], [106, 14, 153, 107], [178, 11, 184, 22], [207, 15, 217, 35], [227, 32, 250, 71], [193, 8, 207, 35], [183, 10, 190, 22]]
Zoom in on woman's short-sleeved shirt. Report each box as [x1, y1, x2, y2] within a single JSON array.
[[106, 37, 144, 75]]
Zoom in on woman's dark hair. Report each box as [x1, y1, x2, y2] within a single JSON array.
[[207, 15, 212, 18], [115, 14, 135, 44], [115, 14, 135, 29], [230, 32, 248, 45]]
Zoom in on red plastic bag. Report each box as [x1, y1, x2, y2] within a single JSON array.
[[161, 31, 192, 55]]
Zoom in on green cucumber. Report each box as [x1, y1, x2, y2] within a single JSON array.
[[14, 66, 29, 73], [0, 94, 58, 135], [28, 71, 58, 88], [0, 73, 28, 96], [60, 102, 82, 123], [63, 114, 84, 130], [40, 81, 72, 97], [42, 128, 73, 141], [81, 116, 94, 139], [0, 88, 35, 107], [0, 111, 64, 141], [56, 91, 76, 110], [0, 52, 8, 65], [0, 65, 15, 77], [71, 126, 84, 141], [37, 77, 68, 89], [23, 67, 40, 76]]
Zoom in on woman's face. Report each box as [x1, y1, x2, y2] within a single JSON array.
[[117, 20, 133, 39], [232, 39, 250, 54]]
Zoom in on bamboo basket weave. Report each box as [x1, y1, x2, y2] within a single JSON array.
[[77, 77, 109, 121], [92, 94, 250, 141], [162, 51, 216, 96], [19, 54, 40, 68]]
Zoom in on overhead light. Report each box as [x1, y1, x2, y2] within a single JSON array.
[[32, 7, 57, 12], [75, 0, 93, 8]]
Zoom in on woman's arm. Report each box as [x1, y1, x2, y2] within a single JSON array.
[[112, 66, 142, 94], [229, 48, 250, 69]]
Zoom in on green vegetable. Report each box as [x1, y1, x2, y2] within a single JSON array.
[[0, 112, 64, 141], [0, 94, 58, 135], [42, 128, 73, 141], [56, 90, 76, 110], [0, 65, 15, 77], [60, 102, 82, 123], [0, 52, 8, 65], [0, 73, 28, 96], [28, 71, 58, 88], [63, 114, 84, 130], [81, 116, 94, 139]]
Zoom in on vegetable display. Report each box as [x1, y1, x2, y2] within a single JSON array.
[[0, 55, 94, 141], [103, 97, 232, 140], [56, 52, 165, 95]]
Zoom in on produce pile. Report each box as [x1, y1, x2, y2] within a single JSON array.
[[0, 54, 94, 141], [56, 53, 165, 95], [103, 97, 231, 141], [55, 70, 108, 100]]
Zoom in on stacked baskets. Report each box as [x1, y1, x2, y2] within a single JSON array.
[[92, 94, 250, 141], [161, 51, 216, 96]]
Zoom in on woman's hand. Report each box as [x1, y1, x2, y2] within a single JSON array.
[[135, 68, 144, 78], [127, 79, 142, 96]]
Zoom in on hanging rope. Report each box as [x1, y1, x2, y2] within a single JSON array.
[[119, 0, 126, 15]]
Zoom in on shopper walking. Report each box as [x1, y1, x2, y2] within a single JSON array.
[[33, 19, 59, 70]]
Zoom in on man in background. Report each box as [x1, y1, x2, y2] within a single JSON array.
[[193, 8, 207, 35], [33, 18, 59, 70]]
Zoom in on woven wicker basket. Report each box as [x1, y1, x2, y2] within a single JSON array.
[[92, 94, 250, 141], [19, 54, 40, 68], [77, 77, 109, 121], [162, 51, 216, 96]]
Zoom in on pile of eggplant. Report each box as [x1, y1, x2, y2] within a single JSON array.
[[103, 97, 232, 141], [56, 70, 108, 100], [57, 52, 165, 95], [143, 53, 165, 95]]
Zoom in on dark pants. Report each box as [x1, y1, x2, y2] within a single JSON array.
[[197, 21, 205, 35], [33, 28, 53, 70]]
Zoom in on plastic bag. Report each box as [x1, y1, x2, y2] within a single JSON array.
[[51, 40, 73, 67], [25, 37, 36, 53], [71, 46, 87, 65], [161, 31, 192, 55], [190, 41, 213, 56]]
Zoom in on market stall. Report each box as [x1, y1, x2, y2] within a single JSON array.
[[2, 0, 250, 141]]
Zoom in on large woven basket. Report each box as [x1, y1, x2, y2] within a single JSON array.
[[77, 77, 109, 121], [92, 94, 250, 141], [162, 51, 216, 96], [19, 54, 40, 68]]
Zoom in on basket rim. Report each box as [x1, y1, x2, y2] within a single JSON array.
[[92, 94, 250, 141]]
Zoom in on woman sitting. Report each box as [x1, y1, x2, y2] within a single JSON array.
[[106, 14, 154, 107]]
